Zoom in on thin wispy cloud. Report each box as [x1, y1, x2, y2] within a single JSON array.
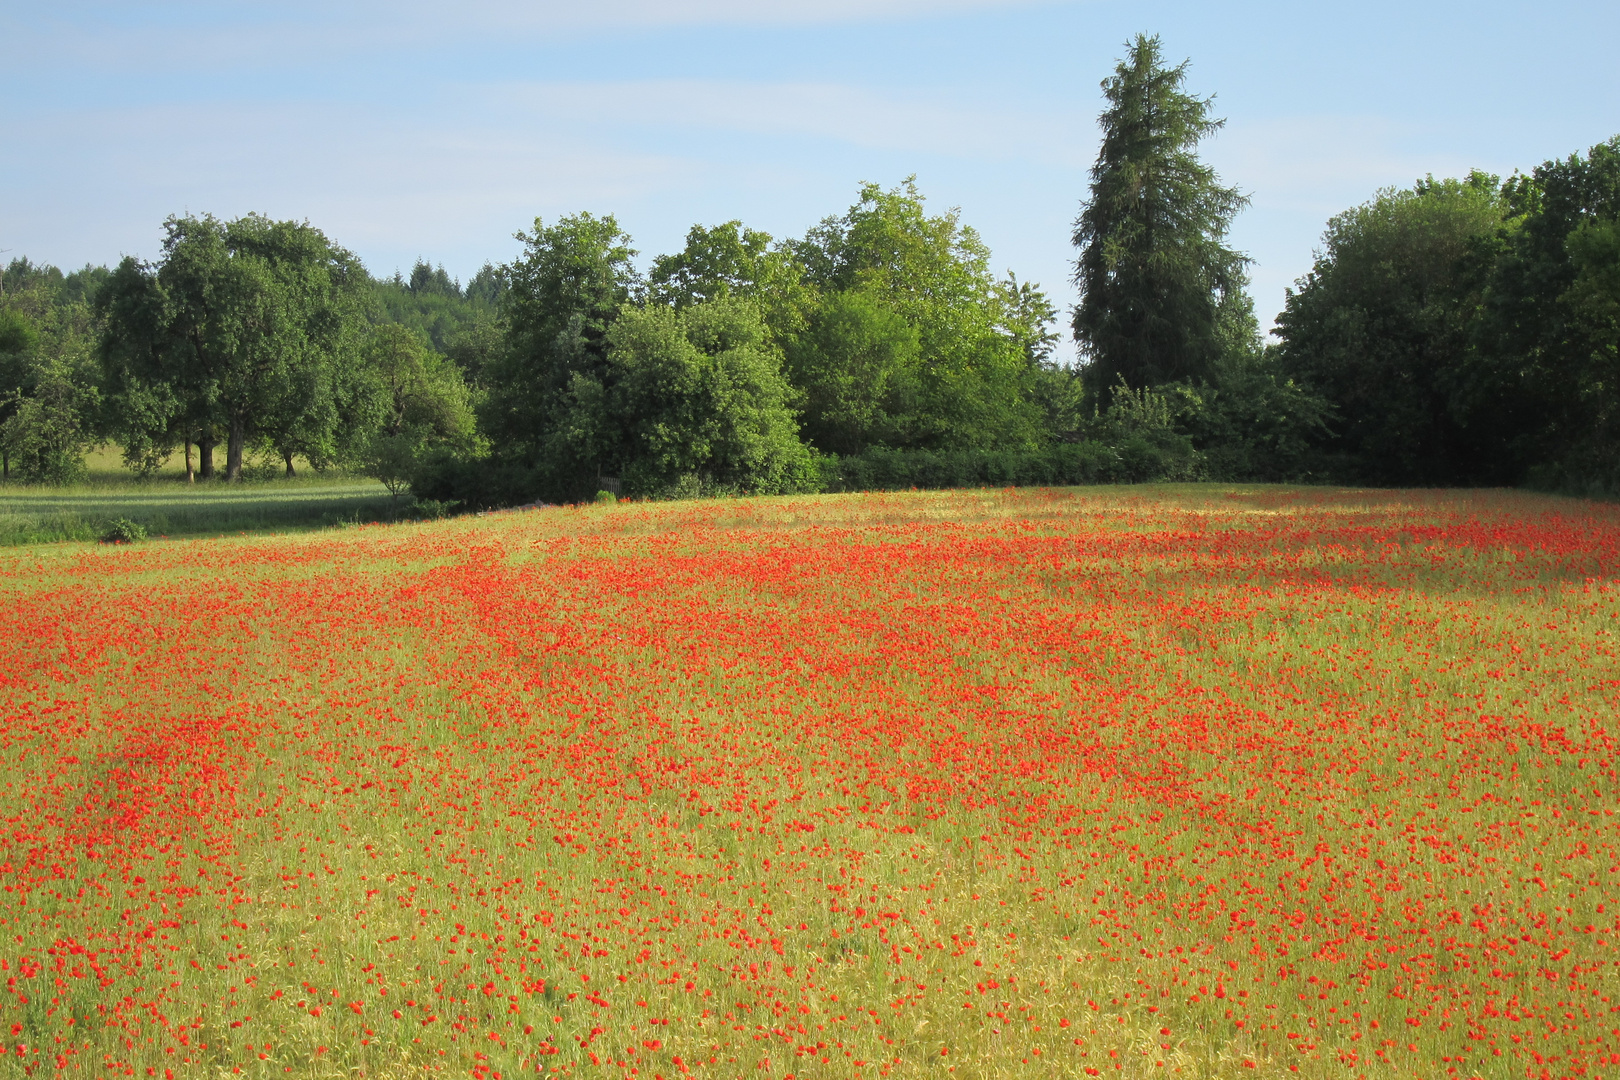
[[498, 80, 1087, 167], [4, 0, 1616, 331], [2, 100, 690, 269], [9, 0, 1059, 69]]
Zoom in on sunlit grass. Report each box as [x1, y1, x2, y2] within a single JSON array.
[[0, 444, 395, 544]]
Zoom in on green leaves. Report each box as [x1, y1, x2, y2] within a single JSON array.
[[1073, 34, 1251, 396], [593, 298, 811, 498], [1274, 174, 1506, 484], [790, 179, 1046, 453], [481, 213, 638, 465], [787, 287, 922, 456], [96, 213, 371, 481], [3, 279, 101, 483]]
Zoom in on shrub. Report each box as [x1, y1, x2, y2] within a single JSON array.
[[409, 498, 459, 520], [822, 442, 1143, 492], [100, 517, 148, 544], [410, 450, 543, 511]]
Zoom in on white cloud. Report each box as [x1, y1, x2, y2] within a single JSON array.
[[453, 0, 1054, 28], [0, 100, 691, 273], [497, 79, 1087, 166]]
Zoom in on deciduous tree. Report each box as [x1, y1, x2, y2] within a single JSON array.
[[791, 180, 1046, 452], [480, 213, 639, 480], [97, 214, 369, 481], [1274, 174, 1505, 483]]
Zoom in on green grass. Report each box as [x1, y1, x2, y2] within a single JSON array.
[[0, 445, 397, 545]]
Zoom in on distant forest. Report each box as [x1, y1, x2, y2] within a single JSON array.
[[2, 34, 1617, 505]]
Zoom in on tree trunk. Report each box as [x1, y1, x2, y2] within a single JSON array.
[[184, 440, 194, 484], [283, 451, 296, 477], [225, 417, 245, 482], [2, 451, 7, 480], [198, 439, 215, 480]]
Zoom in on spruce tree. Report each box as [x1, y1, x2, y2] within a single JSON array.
[[1072, 34, 1251, 398]]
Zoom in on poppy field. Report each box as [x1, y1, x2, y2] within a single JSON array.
[[0, 486, 1616, 1080]]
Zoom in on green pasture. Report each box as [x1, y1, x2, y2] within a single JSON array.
[[0, 445, 395, 546]]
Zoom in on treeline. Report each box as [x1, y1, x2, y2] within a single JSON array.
[[1, 35, 1616, 502], [1275, 155, 1620, 489]]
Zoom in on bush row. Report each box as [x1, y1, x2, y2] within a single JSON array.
[[411, 436, 1208, 510], [815, 438, 1201, 492]]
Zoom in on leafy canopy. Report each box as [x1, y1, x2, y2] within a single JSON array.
[[1274, 173, 1506, 483]]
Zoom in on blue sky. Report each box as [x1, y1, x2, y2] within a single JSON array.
[[4, 0, 1617, 347]]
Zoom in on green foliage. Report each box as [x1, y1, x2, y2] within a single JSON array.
[[1475, 137, 1620, 488], [356, 428, 426, 504], [593, 489, 618, 504], [1275, 173, 1506, 483], [408, 497, 459, 520], [1, 278, 102, 484], [790, 179, 1047, 452], [442, 318, 503, 390], [648, 221, 816, 356], [1273, 140, 1620, 489], [1073, 34, 1251, 398], [822, 441, 1165, 491], [464, 264, 504, 306], [357, 325, 478, 448], [1182, 356, 1337, 481], [787, 287, 922, 455], [481, 213, 639, 468], [1, 373, 94, 484], [2, 258, 111, 308], [410, 450, 542, 512], [97, 214, 371, 482], [351, 325, 481, 502], [578, 298, 814, 498], [0, 308, 39, 357], [1081, 380, 1205, 481], [99, 517, 147, 544], [66, 127, 1618, 508], [370, 260, 498, 366]]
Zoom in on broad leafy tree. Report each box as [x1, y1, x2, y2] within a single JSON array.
[[789, 180, 1047, 453], [1072, 34, 1251, 398], [1, 283, 101, 483], [1473, 137, 1620, 484], [570, 298, 811, 497], [480, 213, 639, 479], [1275, 174, 1506, 483], [647, 221, 815, 348], [351, 325, 480, 505], [358, 325, 479, 447], [98, 214, 369, 481], [788, 287, 922, 455], [0, 309, 40, 479]]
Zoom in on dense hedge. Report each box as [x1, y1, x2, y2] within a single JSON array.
[[818, 438, 1198, 492], [411, 437, 1211, 509]]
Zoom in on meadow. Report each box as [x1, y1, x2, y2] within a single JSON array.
[[0, 486, 1615, 1080], [0, 447, 396, 546]]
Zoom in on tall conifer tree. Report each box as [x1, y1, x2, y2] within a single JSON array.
[[1072, 34, 1251, 398]]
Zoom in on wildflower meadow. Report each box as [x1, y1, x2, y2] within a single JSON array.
[[0, 487, 1615, 1080]]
